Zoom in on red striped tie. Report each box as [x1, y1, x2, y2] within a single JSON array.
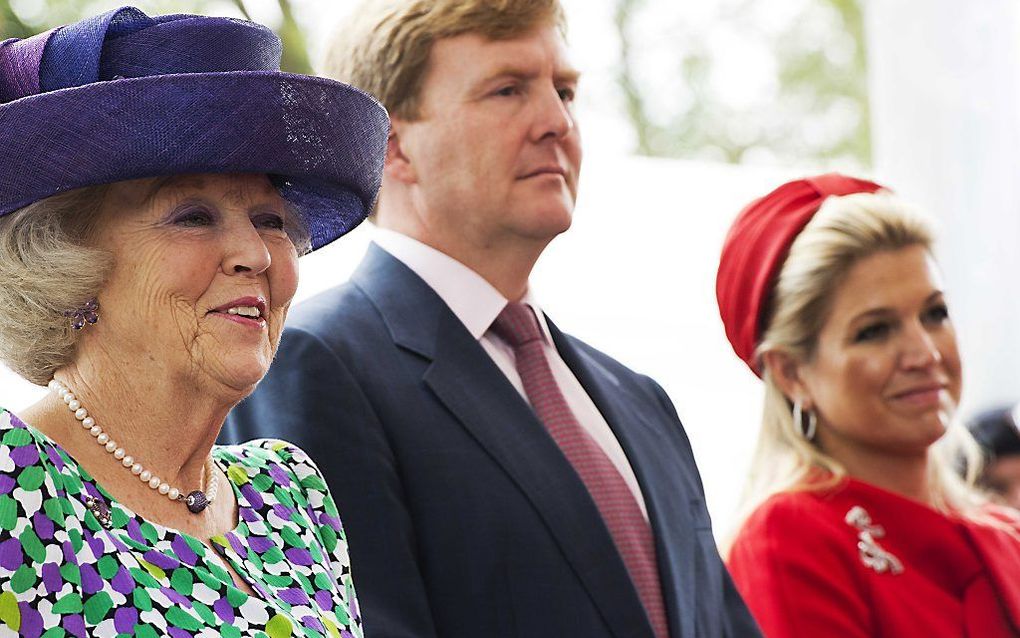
[[491, 303, 669, 638]]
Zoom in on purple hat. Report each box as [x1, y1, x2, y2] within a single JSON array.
[[0, 6, 389, 251]]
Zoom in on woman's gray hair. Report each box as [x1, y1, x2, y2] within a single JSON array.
[[285, 213, 312, 257], [0, 186, 113, 386]]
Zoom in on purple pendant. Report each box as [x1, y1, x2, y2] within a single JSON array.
[[185, 490, 209, 514], [84, 495, 112, 529]]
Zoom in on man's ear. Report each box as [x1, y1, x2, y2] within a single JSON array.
[[761, 349, 813, 410], [384, 119, 417, 184]]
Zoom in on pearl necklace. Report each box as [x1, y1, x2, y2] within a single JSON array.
[[48, 379, 218, 514]]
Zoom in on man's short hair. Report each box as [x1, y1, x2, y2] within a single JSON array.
[[323, 0, 566, 120]]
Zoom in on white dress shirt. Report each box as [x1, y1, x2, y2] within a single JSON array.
[[373, 228, 649, 519]]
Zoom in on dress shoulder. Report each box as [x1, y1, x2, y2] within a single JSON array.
[[728, 488, 875, 638], [214, 437, 343, 538], [0, 408, 61, 522], [736, 488, 846, 542], [215, 438, 330, 497]]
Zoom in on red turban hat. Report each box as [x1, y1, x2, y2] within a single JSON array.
[[716, 173, 885, 376]]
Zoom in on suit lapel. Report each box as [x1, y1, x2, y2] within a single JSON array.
[[353, 245, 656, 638], [550, 319, 699, 638]]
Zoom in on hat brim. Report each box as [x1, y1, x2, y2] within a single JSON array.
[[0, 71, 388, 251]]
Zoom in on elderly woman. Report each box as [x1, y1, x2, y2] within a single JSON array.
[[716, 175, 1020, 638], [0, 7, 386, 637]]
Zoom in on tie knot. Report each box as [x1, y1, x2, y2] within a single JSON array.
[[491, 302, 543, 347]]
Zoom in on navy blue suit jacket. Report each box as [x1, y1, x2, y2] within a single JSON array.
[[221, 245, 761, 638]]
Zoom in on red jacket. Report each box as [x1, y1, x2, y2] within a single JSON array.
[[728, 479, 1020, 637]]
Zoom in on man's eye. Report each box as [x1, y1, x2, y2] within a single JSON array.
[[558, 86, 576, 102], [494, 85, 520, 97]]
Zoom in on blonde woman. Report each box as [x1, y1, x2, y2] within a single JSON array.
[[715, 174, 1020, 638]]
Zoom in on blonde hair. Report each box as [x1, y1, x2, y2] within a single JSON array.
[[0, 186, 112, 386], [731, 191, 991, 543], [322, 0, 566, 120]]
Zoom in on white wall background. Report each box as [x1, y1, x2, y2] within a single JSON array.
[[865, 0, 1020, 415]]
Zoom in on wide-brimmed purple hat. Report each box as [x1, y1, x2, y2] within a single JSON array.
[[0, 6, 389, 251]]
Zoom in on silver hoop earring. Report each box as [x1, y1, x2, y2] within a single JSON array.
[[792, 400, 817, 441]]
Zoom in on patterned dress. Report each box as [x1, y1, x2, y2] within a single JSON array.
[[0, 408, 362, 638]]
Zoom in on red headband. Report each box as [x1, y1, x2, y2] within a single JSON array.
[[716, 173, 885, 376]]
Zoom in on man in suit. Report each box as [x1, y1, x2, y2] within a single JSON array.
[[221, 1, 761, 636]]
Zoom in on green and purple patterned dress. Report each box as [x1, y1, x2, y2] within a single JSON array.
[[0, 408, 361, 638]]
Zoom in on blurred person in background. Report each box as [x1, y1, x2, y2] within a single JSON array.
[[716, 174, 1020, 638], [0, 7, 387, 636], [968, 404, 1020, 509], [221, 0, 761, 636]]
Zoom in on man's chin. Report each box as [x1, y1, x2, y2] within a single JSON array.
[[523, 200, 574, 236], [517, 221, 572, 247]]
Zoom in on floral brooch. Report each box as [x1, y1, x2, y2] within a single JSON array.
[[844, 506, 904, 575]]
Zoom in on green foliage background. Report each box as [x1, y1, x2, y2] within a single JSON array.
[[613, 0, 870, 166], [0, 0, 311, 73]]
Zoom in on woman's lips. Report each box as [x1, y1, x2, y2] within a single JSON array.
[[213, 312, 266, 329], [519, 165, 567, 180], [889, 385, 946, 409], [208, 296, 267, 329]]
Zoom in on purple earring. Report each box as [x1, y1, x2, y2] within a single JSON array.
[[63, 298, 99, 330]]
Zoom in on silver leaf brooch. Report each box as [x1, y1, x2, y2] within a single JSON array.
[[844, 506, 904, 575]]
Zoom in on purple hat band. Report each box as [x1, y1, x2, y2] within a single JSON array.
[[0, 31, 51, 102], [1, 8, 281, 98], [0, 6, 388, 251]]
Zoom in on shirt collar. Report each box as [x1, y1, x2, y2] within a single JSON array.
[[372, 228, 551, 344], [519, 288, 553, 345], [373, 228, 549, 343]]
